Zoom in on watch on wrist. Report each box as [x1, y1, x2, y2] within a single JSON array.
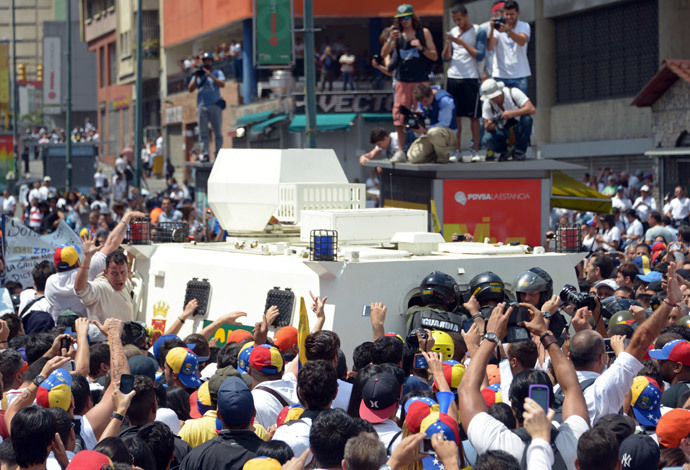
[[483, 332, 499, 343], [112, 412, 125, 421], [33, 375, 45, 387], [541, 311, 552, 320]]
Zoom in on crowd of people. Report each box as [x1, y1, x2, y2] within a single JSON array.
[[360, 1, 534, 166], [1, 164, 690, 469], [28, 119, 100, 145], [176, 41, 243, 75]]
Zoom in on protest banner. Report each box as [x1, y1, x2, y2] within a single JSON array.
[[2, 215, 81, 288]]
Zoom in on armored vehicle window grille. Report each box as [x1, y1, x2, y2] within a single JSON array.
[[265, 287, 295, 328], [184, 278, 211, 317]]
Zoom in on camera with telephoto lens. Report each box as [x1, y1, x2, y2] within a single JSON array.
[[493, 16, 507, 30], [559, 284, 597, 311], [406, 327, 428, 349], [490, 115, 518, 131], [398, 105, 425, 131]]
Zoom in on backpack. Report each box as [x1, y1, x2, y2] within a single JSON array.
[[512, 426, 568, 470], [552, 378, 596, 423]]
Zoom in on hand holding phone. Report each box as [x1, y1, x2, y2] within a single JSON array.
[[120, 374, 135, 394], [528, 384, 550, 412], [362, 305, 371, 317], [419, 437, 435, 455], [413, 353, 428, 369]]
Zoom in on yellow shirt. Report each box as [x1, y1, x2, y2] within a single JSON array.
[[178, 410, 271, 448], [178, 410, 218, 448]]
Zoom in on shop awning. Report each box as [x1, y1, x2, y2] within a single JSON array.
[[361, 112, 392, 122], [250, 114, 289, 135], [551, 170, 612, 214], [236, 110, 274, 126], [288, 113, 357, 132]]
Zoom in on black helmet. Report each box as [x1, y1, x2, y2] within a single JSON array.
[[201, 51, 214, 61], [514, 267, 553, 308], [467, 271, 505, 304], [420, 271, 458, 311]]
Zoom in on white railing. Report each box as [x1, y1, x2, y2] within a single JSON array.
[[275, 183, 366, 224]]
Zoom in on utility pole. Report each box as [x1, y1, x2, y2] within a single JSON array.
[[303, 0, 316, 148], [11, 0, 18, 181], [66, 0, 72, 190], [133, 0, 143, 189]]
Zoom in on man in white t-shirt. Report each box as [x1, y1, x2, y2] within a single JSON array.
[[487, 0, 530, 94], [2, 189, 16, 216], [480, 78, 535, 161], [633, 185, 657, 222], [442, 3, 487, 159], [359, 127, 400, 166], [458, 303, 590, 470], [666, 185, 690, 227], [612, 186, 632, 211]]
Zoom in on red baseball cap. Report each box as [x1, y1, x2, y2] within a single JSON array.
[[649, 340, 690, 366]]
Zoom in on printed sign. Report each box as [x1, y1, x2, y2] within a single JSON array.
[[443, 179, 542, 246], [254, 0, 293, 67], [293, 92, 394, 114], [202, 320, 254, 348], [2, 216, 81, 288], [43, 36, 61, 114]]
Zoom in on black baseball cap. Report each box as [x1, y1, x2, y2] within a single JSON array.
[[359, 373, 401, 424]]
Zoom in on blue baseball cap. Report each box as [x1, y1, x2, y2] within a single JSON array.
[[217, 376, 254, 426], [636, 271, 663, 283]]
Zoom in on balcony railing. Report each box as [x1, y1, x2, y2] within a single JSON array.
[[167, 57, 242, 95]]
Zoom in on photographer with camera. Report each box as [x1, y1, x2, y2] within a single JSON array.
[[187, 51, 225, 160], [487, 0, 531, 94], [380, 4, 438, 163], [480, 78, 534, 161], [395, 84, 457, 164]]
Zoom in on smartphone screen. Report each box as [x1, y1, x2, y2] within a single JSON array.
[[68, 360, 76, 372], [419, 437, 435, 455], [529, 384, 550, 412], [604, 338, 614, 355], [413, 353, 428, 369], [120, 374, 135, 394], [362, 305, 371, 317]]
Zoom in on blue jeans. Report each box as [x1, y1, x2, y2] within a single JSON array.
[[342, 72, 355, 90], [496, 77, 528, 95], [482, 115, 532, 154]]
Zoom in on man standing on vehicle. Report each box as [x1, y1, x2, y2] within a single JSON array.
[[443, 3, 486, 161], [188, 52, 225, 160], [487, 0, 531, 94], [380, 4, 438, 163]]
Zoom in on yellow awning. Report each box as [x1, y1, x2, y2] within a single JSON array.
[[551, 170, 612, 214]]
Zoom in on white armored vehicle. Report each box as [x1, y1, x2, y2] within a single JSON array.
[[128, 149, 583, 356]]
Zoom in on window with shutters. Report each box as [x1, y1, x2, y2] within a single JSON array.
[[554, 0, 658, 104]]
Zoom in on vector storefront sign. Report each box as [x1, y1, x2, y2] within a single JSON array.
[[254, 0, 293, 68]]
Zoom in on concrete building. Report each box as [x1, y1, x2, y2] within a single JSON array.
[[42, 0, 97, 131], [78, 0, 131, 162], [632, 59, 690, 198], [463, 0, 690, 180], [160, 0, 444, 181]]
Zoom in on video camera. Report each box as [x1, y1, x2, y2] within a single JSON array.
[[398, 104, 425, 131], [493, 16, 507, 30]]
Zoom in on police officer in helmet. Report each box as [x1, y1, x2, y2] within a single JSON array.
[[463, 271, 506, 324], [513, 267, 567, 338], [406, 271, 464, 336]]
